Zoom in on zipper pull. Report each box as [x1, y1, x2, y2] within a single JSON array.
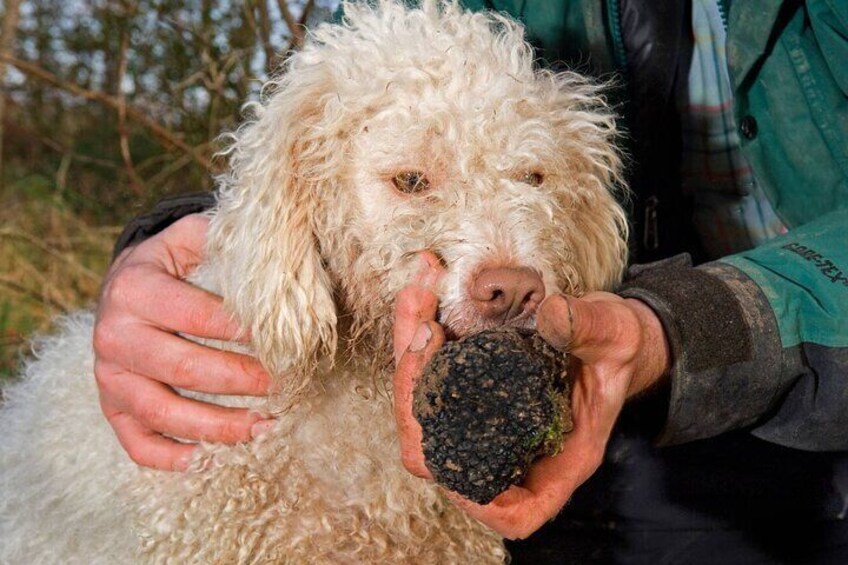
[[643, 195, 659, 251]]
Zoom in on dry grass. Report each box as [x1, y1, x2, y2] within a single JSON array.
[[0, 191, 120, 380]]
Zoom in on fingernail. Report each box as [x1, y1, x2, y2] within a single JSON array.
[[409, 323, 432, 352], [412, 269, 434, 288], [420, 268, 440, 290], [251, 419, 276, 439], [414, 254, 441, 289], [537, 295, 574, 351], [175, 450, 195, 471]]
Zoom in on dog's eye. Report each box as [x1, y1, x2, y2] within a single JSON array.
[[520, 171, 545, 187], [392, 171, 430, 194]]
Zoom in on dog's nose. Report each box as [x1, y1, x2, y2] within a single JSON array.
[[470, 267, 545, 322]]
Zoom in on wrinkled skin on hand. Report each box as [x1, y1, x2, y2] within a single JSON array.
[[94, 214, 274, 471], [393, 257, 670, 539]]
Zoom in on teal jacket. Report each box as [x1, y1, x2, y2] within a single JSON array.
[[464, 0, 848, 450]]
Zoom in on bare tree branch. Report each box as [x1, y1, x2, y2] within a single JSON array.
[[116, 1, 145, 194], [146, 153, 193, 189], [276, 0, 300, 44], [242, 1, 259, 36], [0, 228, 102, 282], [1, 54, 219, 173], [37, 134, 119, 169], [0, 0, 23, 195], [255, 1, 278, 73], [0, 332, 25, 348], [0, 276, 70, 313], [281, 0, 315, 52], [56, 152, 72, 194]]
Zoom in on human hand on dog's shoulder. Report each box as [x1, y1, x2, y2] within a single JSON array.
[[94, 214, 274, 471], [392, 262, 670, 539]]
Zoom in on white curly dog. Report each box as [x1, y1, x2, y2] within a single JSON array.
[[0, 1, 628, 562]]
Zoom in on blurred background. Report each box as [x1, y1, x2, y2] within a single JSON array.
[[0, 0, 339, 379]]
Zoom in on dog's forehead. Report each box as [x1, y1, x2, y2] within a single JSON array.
[[320, 10, 559, 122], [340, 50, 551, 116], [300, 7, 609, 183], [348, 86, 561, 178]]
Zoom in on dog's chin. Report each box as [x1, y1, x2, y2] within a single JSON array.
[[439, 309, 538, 341]]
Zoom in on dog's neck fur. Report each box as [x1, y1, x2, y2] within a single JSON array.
[[187, 259, 395, 407]]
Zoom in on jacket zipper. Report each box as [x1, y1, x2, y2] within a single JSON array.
[[606, 0, 628, 72], [717, 0, 729, 30]]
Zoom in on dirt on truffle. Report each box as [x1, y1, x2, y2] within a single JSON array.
[[413, 327, 573, 504]]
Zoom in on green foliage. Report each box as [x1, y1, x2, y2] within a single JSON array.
[[0, 185, 118, 382], [0, 1, 339, 381]]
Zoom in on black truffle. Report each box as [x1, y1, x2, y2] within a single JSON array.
[[413, 327, 572, 504]]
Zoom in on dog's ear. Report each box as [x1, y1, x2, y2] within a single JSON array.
[[208, 64, 340, 397], [549, 72, 630, 292]]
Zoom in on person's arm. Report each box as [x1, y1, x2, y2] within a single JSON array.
[[392, 255, 670, 539], [620, 208, 848, 450], [392, 209, 847, 538], [110, 192, 218, 259], [94, 200, 274, 471]]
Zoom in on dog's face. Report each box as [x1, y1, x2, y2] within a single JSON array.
[[331, 66, 627, 340], [209, 1, 627, 395]]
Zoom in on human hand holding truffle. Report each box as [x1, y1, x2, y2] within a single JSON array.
[[393, 265, 670, 540], [537, 293, 671, 401], [94, 215, 273, 471]]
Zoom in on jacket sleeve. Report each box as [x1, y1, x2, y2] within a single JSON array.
[[111, 192, 217, 260], [619, 208, 848, 451]]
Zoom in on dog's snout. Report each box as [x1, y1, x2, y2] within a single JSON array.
[[469, 267, 545, 322]]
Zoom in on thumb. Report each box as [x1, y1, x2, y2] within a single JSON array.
[[394, 321, 445, 478], [537, 293, 626, 363], [393, 253, 445, 365]]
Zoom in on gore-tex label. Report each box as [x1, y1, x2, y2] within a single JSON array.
[[782, 242, 848, 287]]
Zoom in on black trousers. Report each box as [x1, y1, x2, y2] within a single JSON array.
[[507, 400, 848, 565]]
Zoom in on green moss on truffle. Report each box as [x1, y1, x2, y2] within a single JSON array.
[[413, 327, 573, 504]]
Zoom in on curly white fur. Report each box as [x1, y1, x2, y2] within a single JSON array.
[[0, 1, 627, 562]]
